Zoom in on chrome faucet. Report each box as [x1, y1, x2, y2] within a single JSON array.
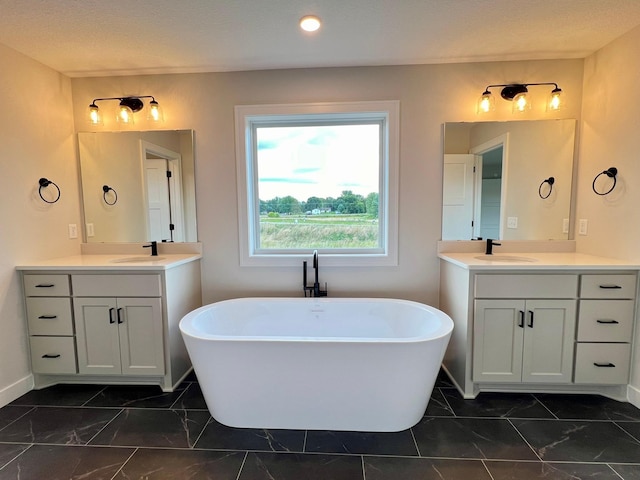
[[143, 241, 158, 256], [303, 250, 327, 297], [485, 238, 501, 255]]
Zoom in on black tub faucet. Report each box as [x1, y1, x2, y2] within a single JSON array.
[[485, 238, 501, 255], [303, 250, 327, 297]]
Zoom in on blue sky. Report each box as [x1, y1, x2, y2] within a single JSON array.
[[256, 124, 379, 201]]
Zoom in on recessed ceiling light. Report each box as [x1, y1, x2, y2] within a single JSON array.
[[300, 15, 321, 32]]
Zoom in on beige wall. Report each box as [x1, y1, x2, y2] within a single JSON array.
[[71, 60, 584, 305], [0, 44, 79, 404], [578, 24, 640, 390]]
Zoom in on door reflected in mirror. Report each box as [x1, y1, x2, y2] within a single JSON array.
[[442, 119, 575, 241], [78, 130, 197, 243]]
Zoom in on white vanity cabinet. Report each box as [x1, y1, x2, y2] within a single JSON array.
[[438, 251, 639, 400], [473, 275, 577, 384], [19, 254, 202, 391], [23, 274, 77, 374]]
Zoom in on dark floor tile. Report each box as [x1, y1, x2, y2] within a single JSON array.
[[535, 394, 640, 421], [0, 444, 134, 480], [196, 419, 305, 452], [434, 369, 455, 388], [0, 406, 32, 429], [90, 408, 210, 448], [114, 448, 245, 479], [0, 443, 29, 469], [412, 417, 538, 460], [84, 384, 186, 408], [0, 406, 119, 445], [424, 388, 454, 417], [305, 429, 418, 456], [238, 451, 363, 480], [9, 384, 105, 407], [610, 464, 640, 479], [171, 382, 208, 410], [443, 391, 556, 419], [512, 419, 640, 463], [616, 421, 640, 442], [485, 460, 621, 479], [183, 370, 198, 382], [364, 456, 492, 479]]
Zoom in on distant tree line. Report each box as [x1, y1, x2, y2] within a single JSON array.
[[260, 190, 379, 216]]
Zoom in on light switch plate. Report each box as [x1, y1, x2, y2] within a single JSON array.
[[86, 223, 95, 237], [562, 218, 569, 234], [579, 219, 588, 235], [507, 216, 518, 229], [68, 224, 78, 239]]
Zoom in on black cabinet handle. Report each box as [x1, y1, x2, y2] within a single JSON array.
[[42, 354, 61, 359], [599, 285, 622, 289], [109, 308, 115, 324], [596, 319, 620, 324], [528, 310, 534, 328], [594, 362, 616, 368], [38, 315, 57, 319], [117, 308, 124, 324], [518, 310, 525, 328], [35, 284, 55, 288]]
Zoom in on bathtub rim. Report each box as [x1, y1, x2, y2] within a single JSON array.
[[179, 296, 454, 344]]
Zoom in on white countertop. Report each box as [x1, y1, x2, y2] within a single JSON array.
[[16, 253, 202, 271], [438, 251, 640, 270]]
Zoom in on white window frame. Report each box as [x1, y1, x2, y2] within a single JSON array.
[[235, 101, 399, 267]]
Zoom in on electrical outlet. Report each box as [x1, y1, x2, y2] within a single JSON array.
[[562, 218, 569, 234], [579, 219, 588, 235], [68, 224, 78, 239], [86, 223, 95, 237], [507, 216, 518, 229]]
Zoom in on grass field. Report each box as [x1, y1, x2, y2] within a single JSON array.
[[259, 214, 378, 248]]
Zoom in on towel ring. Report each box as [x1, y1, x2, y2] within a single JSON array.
[[538, 177, 555, 199], [38, 178, 61, 204], [592, 167, 618, 196], [102, 185, 118, 205]]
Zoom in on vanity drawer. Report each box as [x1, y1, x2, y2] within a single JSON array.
[[574, 343, 630, 385], [25, 298, 74, 336], [580, 274, 636, 299], [23, 274, 70, 297], [72, 274, 162, 297], [577, 300, 634, 342], [475, 274, 578, 299], [30, 336, 77, 374]]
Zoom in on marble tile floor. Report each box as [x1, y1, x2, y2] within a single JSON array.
[[1, 370, 640, 479]]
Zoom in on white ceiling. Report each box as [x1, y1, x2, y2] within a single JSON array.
[[1, 0, 640, 77]]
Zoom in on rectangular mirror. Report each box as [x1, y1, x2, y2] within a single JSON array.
[[78, 130, 197, 243], [442, 119, 575, 241]]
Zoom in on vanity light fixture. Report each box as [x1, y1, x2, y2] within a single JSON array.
[[300, 15, 321, 32], [88, 96, 162, 126], [477, 83, 563, 114]]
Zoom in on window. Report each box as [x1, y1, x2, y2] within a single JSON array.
[[235, 101, 399, 267]]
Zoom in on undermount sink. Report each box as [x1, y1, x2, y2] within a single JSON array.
[[474, 255, 538, 263], [109, 256, 166, 263]]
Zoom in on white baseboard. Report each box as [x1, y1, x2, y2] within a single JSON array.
[[0, 375, 34, 408], [628, 384, 640, 409]]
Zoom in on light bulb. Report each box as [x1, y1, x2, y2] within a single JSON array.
[[300, 15, 321, 32], [512, 92, 530, 113], [88, 103, 102, 125], [548, 88, 562, 111], [148, 100, 163, 122], [477, 90, 494, 114], [117, 104, 134, 124]]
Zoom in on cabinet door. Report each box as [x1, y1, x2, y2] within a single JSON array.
[[117, 298, 165, 375], [522, 299, 576, 383], [473, 300, 525, 382], [74, 297, 121, 374]]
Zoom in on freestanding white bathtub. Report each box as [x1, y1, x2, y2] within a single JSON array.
[[179, 297, 453, 432]]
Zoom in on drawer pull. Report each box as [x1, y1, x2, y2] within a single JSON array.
[[518, 310, 525, 328], [109, 308, 116, 324], [38, 315, 58, 319], [596, 319, 620, 324], [35, 284, 55, 288], [599, 285, 622, 289], [117, 308, 124, 324], [528, 310, 534, 328], [42, 354, 61, 359], [593, 362, 616, 368]]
